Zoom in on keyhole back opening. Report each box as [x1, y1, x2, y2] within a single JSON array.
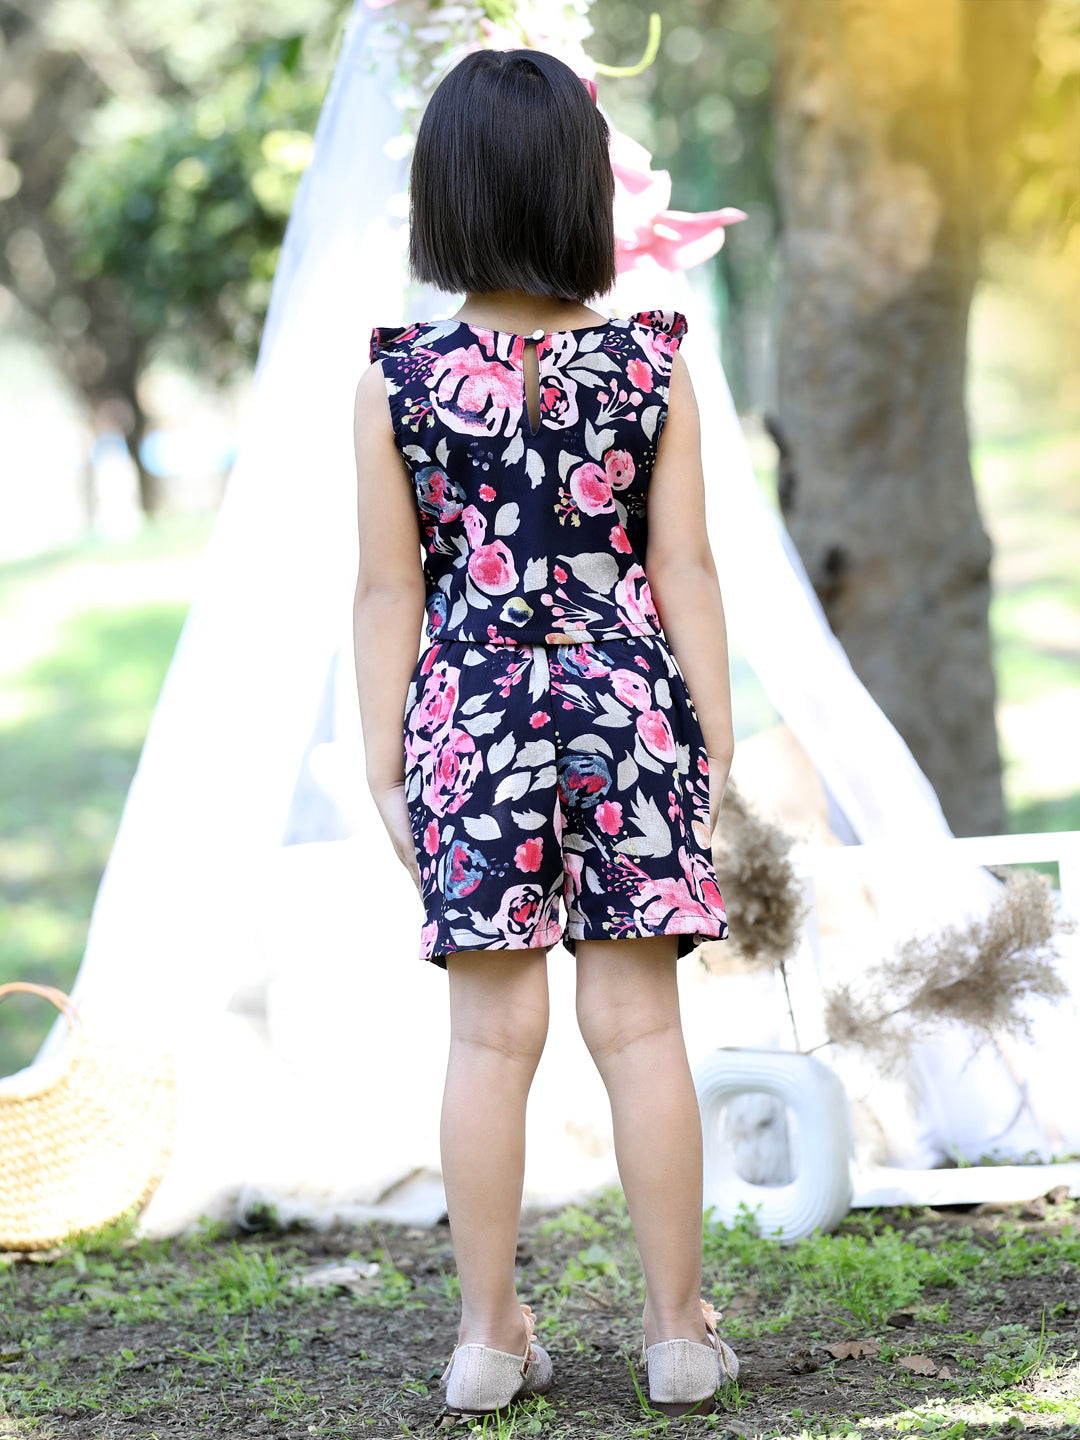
[[523, 339, 541, 437]]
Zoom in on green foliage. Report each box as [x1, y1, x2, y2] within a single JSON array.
[[53, 38, 331, 365]]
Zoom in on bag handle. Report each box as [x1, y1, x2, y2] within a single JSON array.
[[0, 982, 85, 1039]]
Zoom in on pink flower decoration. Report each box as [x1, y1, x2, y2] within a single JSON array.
[[468, 540, 518, 594], [569, 461, 615, 516], [420, 921, 439, 960], [611, 667, 651, 712], [627, 358, 653, 393], [610, 524, 633, 554], [431, 342, 522, 436], [479, 483, 496, 501], [604, 449, 635, 491], [553, 564, 568, 583], [423, 820, 440, 855], [515, 837, 544, 873], [595, 800, 623, 835], [637, 708, 678, 762], [611, 129, 746, 275], [530, 711, 548, 728]]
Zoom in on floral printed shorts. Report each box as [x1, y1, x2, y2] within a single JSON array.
[[402, 634, 729, 968]]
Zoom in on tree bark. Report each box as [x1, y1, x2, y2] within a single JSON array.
[[771, 0, 1042, 836]]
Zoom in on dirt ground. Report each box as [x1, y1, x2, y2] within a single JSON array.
[[2, 1199, 1079, 1439]]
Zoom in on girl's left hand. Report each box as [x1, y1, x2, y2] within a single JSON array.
[[370, 780, 422, 898]]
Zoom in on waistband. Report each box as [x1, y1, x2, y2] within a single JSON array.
[[425, 626, 663, 648], [423, 632, 667, 652]]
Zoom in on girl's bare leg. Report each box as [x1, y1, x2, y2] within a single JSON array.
[[442, 946, 551, 1354], [574, 935, 709, 1349]]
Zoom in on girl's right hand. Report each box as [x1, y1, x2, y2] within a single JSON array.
[[707, 753, 729, 836], [369, 779, 423, 898]]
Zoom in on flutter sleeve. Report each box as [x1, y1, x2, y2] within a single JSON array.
[[369, 325, 411, 365], [628, 310, 689, 350]]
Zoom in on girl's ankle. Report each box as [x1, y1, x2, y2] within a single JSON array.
[[642, 1299, 709, 1349], [457, 1306, 529, 1355]]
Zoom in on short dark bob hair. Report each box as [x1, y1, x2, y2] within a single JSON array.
[[408, 49, 617, 304]]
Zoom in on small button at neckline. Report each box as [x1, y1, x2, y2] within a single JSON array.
[[529, 328, 545, 342]]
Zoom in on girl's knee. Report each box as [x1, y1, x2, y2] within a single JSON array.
[[447, 947, 550, 1064]]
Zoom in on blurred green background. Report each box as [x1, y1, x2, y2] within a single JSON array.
[[1, 0, 1077, 1073]]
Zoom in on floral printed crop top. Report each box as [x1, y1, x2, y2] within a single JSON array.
[[368, 309, 688, 646]]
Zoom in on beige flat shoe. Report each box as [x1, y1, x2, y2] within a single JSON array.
[[641, 1297, 739, 1417], [441, 1301, 553, 1419]]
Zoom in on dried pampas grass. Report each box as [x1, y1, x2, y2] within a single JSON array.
[[821, 869, 1074, 1075], [712, 782, 809, 971]]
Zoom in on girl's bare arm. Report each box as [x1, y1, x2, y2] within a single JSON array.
[[643, 350, 735, 827], [352, 361, 427, 890]]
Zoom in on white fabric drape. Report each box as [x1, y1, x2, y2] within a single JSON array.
[[26, 0, 1076, 1235]]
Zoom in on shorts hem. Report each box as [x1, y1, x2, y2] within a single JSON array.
[[560, 917, 729, 957], [421, 920, 564, 970]]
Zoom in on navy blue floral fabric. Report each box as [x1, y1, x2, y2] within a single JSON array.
[[369, 311, 688, 646], [401, 635, 728, 967], [369, 310, 730, 966]]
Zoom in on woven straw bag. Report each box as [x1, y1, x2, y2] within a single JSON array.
[[0, 982, 178, 1252]]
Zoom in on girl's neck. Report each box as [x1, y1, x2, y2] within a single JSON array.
[[452, 289, 608, 336]]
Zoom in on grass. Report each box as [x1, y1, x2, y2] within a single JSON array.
[[0, 515, 210, 1073], [1, 1189, 1079, 1437]]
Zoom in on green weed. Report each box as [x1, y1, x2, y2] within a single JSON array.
[[188, 1239, 293, 1312]]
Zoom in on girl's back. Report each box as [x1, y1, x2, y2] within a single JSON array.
[[369, 310, 688, 646]]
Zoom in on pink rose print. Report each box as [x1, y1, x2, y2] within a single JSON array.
[[468, 540, 518, 595], [423, 819, 439, 855], [637, 708, 677, 762], [423, 727, 481, 817], [409, 660, 460, 740], [515, 837, 543, 872], [615, 564, 661, 630], [553, 564, 568, 583], [604, 449, 635, 491], [479, 483, 496, 501], [491, 883, 547, 942], [430, 342, 523, 436], [627, 357, 653, 393], [633, 874, 720, 933], [568, 461, 616, 516], [595, 800, 623, 835], [631, 316, 686, 370], [611, 667, 651, 711], [530, 711, 548, 728], [420, 921, 439, 960], [540, 373, 580, 429], [610, 524, 633, 554]]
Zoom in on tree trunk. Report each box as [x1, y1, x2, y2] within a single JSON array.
[[771, 0, 1042, 836]]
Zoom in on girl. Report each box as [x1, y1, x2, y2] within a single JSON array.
[[352, 47, 737, 1420]]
